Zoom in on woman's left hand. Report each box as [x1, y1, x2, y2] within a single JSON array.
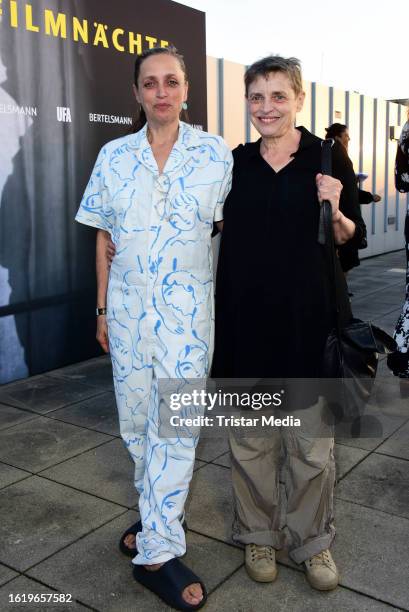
[[316, 173, 343, 219]]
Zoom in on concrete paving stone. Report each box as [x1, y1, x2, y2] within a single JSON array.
[[0, 564, 18, 587], [353, 292, 406, 308], [332, 498, 409, 609], [376, 368, 409, 394], [49, 391, 120, 436], [352, 292, 401, 305], [352, 311, 400, 325], [351, 312, 387, 324], [47, 355, 114, 391], [353, 311, 397, 325], [367, 396, 409, 424], [369, 383, 409, 419], [187, 463, 234, 543], [204, 564, 397, 612], [40, 443, 206, 509], [350, 300, 399, 317], [195, 436, 229, 462], [0, 404, 38, 431], [0, 462, 30, 490], [335, 409, 407, 451], [0, 576, 87, 611], [376, 419, 409, 460], [0, 417, 112, 473], [352, 283, 396, 293], [0, 476, 124, 572], [371, 314, 401, 336], [381, 261, 408, 271], [374, 307, 403, 319], [335, 453, 409, 519], [375, 368, 409, 401], [40, 438, 137, 507], [27, 510, 243, 612], [334, 443, 369, 481], [0, 375, 103, 414], [350, 281, 400, 297]]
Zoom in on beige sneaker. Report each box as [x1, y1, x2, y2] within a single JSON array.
[[245, 544, 277, 582], [304, 549, 339, 591]]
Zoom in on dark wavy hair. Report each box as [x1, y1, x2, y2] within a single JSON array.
[[325, 123, 347, 140], [132, 46, 189, 133]]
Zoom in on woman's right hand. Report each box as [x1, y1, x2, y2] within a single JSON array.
[[96, 315, 109, 353], [106, 239, 116, 265]]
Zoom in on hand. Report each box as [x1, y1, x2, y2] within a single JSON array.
[[106, 239, 116, 265], [96, 315, 109, 353], [373, 194, 381, 203], [316, 173, 343, 219]]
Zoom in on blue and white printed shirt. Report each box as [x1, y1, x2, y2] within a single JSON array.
[[75, 121, 233, 368]]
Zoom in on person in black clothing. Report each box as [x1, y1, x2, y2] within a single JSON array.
[[325, 123, 381, 274], [212, 55, 365, 591]]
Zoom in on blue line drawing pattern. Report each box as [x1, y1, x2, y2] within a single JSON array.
[[75, 121, 233, 564]]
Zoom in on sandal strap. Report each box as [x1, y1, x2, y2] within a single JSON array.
[[133, 557, 206, 611]]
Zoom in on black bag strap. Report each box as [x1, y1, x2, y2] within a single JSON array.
[[318, 138, 334, 245], [319, 139, 343, 338]]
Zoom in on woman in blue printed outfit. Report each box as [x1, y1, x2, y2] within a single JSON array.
[[75, 46, 232, 610]]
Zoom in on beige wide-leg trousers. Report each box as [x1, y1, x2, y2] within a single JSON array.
[[229, 398, 336, 564]]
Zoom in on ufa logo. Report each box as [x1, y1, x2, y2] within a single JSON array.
[[57, 107, 72, 122]]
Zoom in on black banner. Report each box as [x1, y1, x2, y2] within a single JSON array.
[[0, 0, 207, 383]]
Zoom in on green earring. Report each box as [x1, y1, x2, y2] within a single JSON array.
[[182, 102, 188, 110]]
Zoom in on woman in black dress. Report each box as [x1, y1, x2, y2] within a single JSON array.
[[212, 55, 365, 591], [325, 123, 380, 277]]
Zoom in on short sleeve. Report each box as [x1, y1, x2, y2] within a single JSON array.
[[75, 146, 111, 231], [214, 145, 233, 222]]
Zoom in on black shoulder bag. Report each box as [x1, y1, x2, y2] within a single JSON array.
[[319, 139, 396, 420]]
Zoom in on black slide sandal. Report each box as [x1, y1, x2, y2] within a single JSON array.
[[133, 557, 207, 611], [119, 519, 188, 557]]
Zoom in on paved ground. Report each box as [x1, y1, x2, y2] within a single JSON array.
[[0, 250, 408, 612]]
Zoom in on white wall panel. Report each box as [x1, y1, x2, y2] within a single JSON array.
[[297, 80, 311, 130], [314, 83, 329, 139], [372, 99, 387, 255], [222, 60, 246, 149], [348, 92, 360, 169], [361, 97, 374, 256], [206, 56, 218, 136], [332, 88, 346, 125]]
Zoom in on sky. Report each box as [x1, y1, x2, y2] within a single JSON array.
[[176, 0, 408, 100]]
